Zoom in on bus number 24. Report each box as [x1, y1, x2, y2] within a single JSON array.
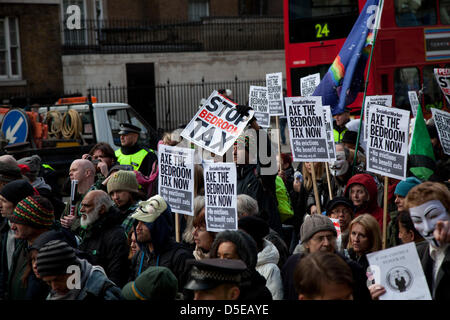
[[315, 23, 330, 39]]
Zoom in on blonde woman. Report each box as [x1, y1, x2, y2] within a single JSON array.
[[345, 214, 382, 272]]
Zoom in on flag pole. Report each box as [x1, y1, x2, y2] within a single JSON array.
[[352, 1, 383, 174]]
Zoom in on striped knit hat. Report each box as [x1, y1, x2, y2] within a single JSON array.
[[36, 240, 78, 277], [9, 195, 54, 229]]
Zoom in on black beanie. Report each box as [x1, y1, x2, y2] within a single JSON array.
[[0, 179, 35, 205], [36, 240, 78, 277], [238, 216, 270, 248]]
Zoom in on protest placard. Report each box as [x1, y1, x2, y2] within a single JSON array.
[[367, 242, 432, 300], [158, 145, 195, 216], [203, 162, 237, 232], [323, 105, 336, 161], [285, 96, 329, 162], [431, 108, 450, 155], [330, 218, 341, 237], [180, 90, 255, 156], [408, 91, 419, 118], [366, 105, 410, 180], [300, 73, 320, 97], [364, 95, 393, 140], [249, 85, 270, 127], [434, 68, 450, 104], [266, 72, 284, 116]]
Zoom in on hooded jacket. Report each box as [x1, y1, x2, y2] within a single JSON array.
[[78, 206, 130, 288], [256, 239, 283, 300], [46, 258, 122, 300], [130, 204, 194, 291], [345, 173, 388, 230], [209, 230, 272, 301]]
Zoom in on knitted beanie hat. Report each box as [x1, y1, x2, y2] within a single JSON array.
[[0, 179, 35, 205], [9, 195, 54, 229], [0, 161, 22, 183], [394, 177, 422, 197], [300, 214, 337, 244], [17, 155, 41, 176], [107, 170, 139, 194], [36, 240, 78, 277]]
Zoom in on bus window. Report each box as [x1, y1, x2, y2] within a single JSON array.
[[394, 67, 420, 111], [423, 65, 444, 111], [395, 0, 437, 27], [290, 64, 329, 97], [289, 0, 358, 43], [440, 0, 450, 24]]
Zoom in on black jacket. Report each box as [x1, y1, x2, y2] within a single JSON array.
[[236, 164, 282, 235], [129, 205, 194, 291], [281, 252, 371, 301], [417, 241, 450, 301], [78, 206, 130, 288]]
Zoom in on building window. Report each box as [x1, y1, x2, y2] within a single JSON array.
[[0, 17, 21, 80], [188, 0, 209, 21], [394, 67, 420, 111]]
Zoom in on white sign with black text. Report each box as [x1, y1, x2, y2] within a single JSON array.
[[431, 108, 450, 155], [266, 72, 284, 116], [367, 242, 432, 300], [300, 73, 320, 97], [180, 91, 255, 156], [366, 105, 410, 180], [285, 96, 329, 162], [204, 162, 238, 232], [249, 86, 270, 128], [158, 145, 195, 216]]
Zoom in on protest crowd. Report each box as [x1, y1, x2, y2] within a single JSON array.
[[0, 84, 449, 302]]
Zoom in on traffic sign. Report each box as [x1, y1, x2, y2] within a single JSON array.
[[1, 109, 29, 145]]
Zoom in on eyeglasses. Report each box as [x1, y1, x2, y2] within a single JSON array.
[[310, 234, 336, 243]]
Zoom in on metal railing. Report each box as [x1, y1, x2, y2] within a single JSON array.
[[62, 17, 284, 54], [89, 78, 286, 131]]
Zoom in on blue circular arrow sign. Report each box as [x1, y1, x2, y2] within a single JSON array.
[[1, 109, 29, 145]]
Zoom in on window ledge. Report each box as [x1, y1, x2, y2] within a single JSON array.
[[0, 79, 27, 87]]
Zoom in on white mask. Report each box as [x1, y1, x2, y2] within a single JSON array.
[[409, 200, 449, 247], [329, 151, 349, 176]]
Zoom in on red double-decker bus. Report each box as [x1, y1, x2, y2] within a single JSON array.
[[284, 0, 450, 116]]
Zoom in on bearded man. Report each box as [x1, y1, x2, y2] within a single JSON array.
[[78, 190, 130, 288]]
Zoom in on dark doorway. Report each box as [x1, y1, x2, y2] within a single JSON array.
[[126, 63, 156, 129]]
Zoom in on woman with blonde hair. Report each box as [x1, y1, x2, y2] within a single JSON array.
[[346, 214, 382, 272]]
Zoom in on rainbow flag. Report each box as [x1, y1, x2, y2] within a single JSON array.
[[313, 0, 383, 115]]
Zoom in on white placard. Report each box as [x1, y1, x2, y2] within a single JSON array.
[[266, 72, 284, 116], [285, 96, 329, 162], [180, 90, 255, 156], [408, 91, 420, 118], [204, 162, 237, 232], [323, 105, 336, 161], [434, 68, 450, 104], [364, 95, 393, 140], [366, 105, 410, 180], [300, 73, 320, 97], [249, 85, 270, 127], [158, 145, 195, 216], [431, 108, 450, 155], [367, 242, 432, 300]]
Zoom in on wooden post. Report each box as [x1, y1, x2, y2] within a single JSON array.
[[310, 163, 322, 214], [175, 213, 180, 243], [325, 162, 333, 201], [382, 176, 389, 249]]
